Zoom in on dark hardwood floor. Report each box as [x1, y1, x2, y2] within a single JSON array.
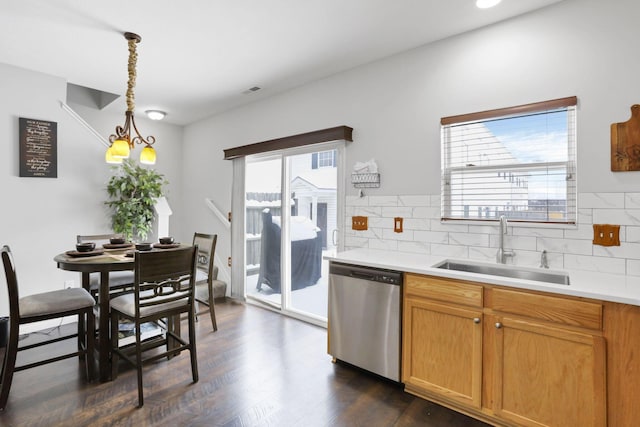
[[0, 300, 490, 427]]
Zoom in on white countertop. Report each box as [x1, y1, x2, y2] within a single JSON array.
[[325, 248, 640, 306]]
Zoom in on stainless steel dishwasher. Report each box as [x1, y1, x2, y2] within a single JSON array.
[[328, 261, 402, 382]]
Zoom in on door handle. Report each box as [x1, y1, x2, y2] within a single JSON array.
[[332, 229, 338, 246]]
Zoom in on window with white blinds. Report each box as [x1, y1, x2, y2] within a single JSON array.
[[440, 97, 577, 224]]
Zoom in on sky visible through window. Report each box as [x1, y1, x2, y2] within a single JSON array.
[[483, 109, 568, 163], [483, 109, 569, 200]]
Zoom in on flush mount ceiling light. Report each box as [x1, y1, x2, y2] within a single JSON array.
[[106, 32, 157, 165], [476, 0, 502, 8], [145, 110, 166, 121]]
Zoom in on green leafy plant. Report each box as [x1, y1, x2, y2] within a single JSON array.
[[105, 158, 167, 242]]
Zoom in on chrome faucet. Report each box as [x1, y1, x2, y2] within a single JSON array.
[[496, 215, 515, 264], [540, 250, 549, 269]]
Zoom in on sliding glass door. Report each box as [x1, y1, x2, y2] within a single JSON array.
[[244, 143, 342, 324]]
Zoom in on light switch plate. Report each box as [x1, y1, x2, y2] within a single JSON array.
[[592, 224, 620, 246], [352, 216, 368, 231]]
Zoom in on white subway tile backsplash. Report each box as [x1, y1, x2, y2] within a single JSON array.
[[381, 206, 413, 217], [564, 254, 626, 274], [346, 195, 369, 207], [398, 241, 431, 254], [626, 226, 640, 243], [430, 220, 468, 232], [413, 230, 448, 244], [489, 234, 537, 251], [514, 227, 564, 238], [593, 209, 640, 226], [625, 193, 640, 209], [627, 259, 640, 276], [431, 243, 468, 258], [369, 239, 398, 251], [578, 209, 593, 225], [536, 237, 592, 255], [403, 218, 430, 231], [344, 236, 369, 248], [564, 224, 595, 240], [399, 195, 430, 207], [580, 192, 625, 209], [593, 242, 640, 260], [353, 206, 382, 217], [413, 206, 440, 219], [383, 229, 414, 241], [468, 247, 496, 262], [343, 192, 640, 278], [368, 217, 392, 229], [449, 232, 489, 247], [368, 195, 399, 206]]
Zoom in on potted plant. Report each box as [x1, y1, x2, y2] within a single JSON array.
[[105, 158, 167, 242]]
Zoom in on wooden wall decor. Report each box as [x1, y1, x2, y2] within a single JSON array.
[[611, 104, 640, 171], [19, 117, 57, 178]]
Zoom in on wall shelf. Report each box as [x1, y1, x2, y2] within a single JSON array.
[[351, 173, 380, 188]]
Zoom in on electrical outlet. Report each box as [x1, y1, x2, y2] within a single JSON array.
[[64, 280, 75, 289], [394, 217, 403, 233]]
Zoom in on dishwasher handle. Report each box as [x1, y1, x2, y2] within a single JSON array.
[[350, 270, 377, 281], [330, 262, 403, 285]]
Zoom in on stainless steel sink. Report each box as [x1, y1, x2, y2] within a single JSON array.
[[433, 260, 570, 285]]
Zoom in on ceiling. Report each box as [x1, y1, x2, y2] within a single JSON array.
[[0, 0, 564, 125]]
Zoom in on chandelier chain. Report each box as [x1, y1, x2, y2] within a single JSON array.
[[126, 37, 138, 112]]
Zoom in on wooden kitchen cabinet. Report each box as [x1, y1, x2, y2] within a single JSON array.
[[490, 315, 606, 426], [402, 274, 484, 409], [402, 273, 607, 427], [403, 296, 483, 408]]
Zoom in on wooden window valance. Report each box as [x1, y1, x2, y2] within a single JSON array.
[[223, 126, 353, 160]]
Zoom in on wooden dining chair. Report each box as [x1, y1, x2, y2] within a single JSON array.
[[77, 233, 134, 297], [109, 245, 198, 407], [192, 233, 219, 331], [0, 245, 96, 411]]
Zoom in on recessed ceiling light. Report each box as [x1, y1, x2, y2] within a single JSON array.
[[476, 0, 501, 8], [145, 110, 166, 121]]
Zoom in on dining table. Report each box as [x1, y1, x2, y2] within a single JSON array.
[[54, 244, 185, 382]]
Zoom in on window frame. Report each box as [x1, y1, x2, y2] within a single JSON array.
[[440, 96, 577, 226]]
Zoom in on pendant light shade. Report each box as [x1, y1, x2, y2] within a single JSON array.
[[105, 146, 124, 164], [139, 145, 156, 165], [111, 138, 131, 158]]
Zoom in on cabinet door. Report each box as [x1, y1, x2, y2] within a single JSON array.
[[492, 316, 607, 427], [402, 297, 483, 408]]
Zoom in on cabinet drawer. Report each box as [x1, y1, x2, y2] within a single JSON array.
[[405, 273, 483, 307], [490, 287, 603, 330]]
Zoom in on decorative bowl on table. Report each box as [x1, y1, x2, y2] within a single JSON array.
[[159, 236, 174, 244], [109, 237, 126, 245], [76, 242, 96, 252], [135, 242, 153, 251]]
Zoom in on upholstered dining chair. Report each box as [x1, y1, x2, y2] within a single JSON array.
[[0, 245, 96, 411], [109, 245, 198, 407], [77, 233, 134, 297], [192, 233, 219, 331]]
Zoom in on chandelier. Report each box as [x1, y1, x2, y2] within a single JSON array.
[[106, 32, 157, 165]]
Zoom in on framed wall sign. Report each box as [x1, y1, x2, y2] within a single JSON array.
[[19, 117, 57, 178]]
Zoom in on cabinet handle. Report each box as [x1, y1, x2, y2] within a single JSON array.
[[495, 322, 503, 329], [473, 317, 481, 324]]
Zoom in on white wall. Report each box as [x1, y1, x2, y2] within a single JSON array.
[[181, 0, 640, 279], [0, 63, 184, 319]]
